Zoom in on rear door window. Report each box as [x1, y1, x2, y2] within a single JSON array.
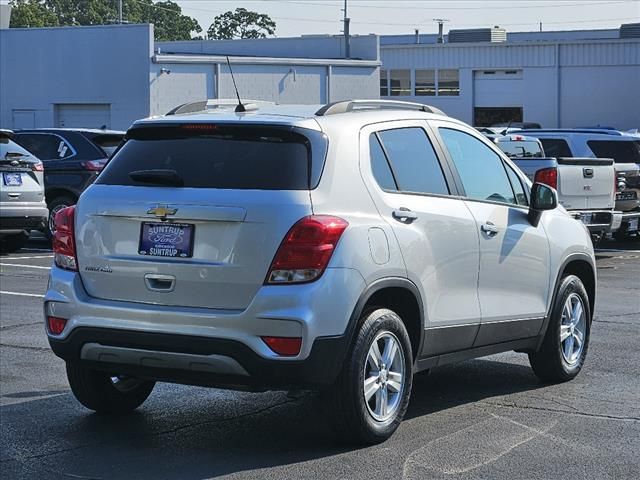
[[369, 134, 398, 191], [97, 124, 324, 190], [539, 138, 572, 157], [587, 140, 640, 164], [14, 133, 73, 160], [375, 127, 449, 195]]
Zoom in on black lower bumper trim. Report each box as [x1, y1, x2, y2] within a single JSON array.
[[0, 216, 46, 230], [49, 328, 349, 390]]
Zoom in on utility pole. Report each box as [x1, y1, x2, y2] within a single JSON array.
[[343, 0, 351, 58], [118, 0, 123, 24], [433, 18, 449, 44], [539, 21, 543, 32]]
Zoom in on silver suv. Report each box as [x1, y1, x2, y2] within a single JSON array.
[[45, 100, 596, 444], [0, 129, 47, 253]]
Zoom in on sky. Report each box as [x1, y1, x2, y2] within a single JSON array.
[[175, 0, 640, 37]]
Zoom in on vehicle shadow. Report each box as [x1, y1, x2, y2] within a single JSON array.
[[1, 356, 545, 479]]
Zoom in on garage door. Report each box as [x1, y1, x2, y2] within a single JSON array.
[[474, 70, 524, 107], [55, 104, 111, 129]]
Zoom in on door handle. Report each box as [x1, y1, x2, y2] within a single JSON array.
[[392, 208, 418, 223], [480, 221, 499, 236]]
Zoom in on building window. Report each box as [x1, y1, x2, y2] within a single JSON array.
[[380, 69, 389, 96], [390, 69, 411, 96], [415, 69, 436, 96], [438, 69, 460, 96]]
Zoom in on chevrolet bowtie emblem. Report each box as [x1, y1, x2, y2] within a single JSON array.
[[147, 206, 177, 218]]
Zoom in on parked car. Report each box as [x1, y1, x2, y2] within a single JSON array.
[[0, 130, 47, 252], [520, 129, 640, 239], [486, 133, 619, 242], [491, 121, 542, 130], [13, 128, 124, 238], [45, 100, 596, 444]]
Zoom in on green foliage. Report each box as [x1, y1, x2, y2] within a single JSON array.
[[207, 7, 276, 40], [8, 0, 202, 40], [9, 0, 58, 28]]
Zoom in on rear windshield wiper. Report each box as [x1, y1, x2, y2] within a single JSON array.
[[4, 152, 30, 160], [129, 169, 184, 187]]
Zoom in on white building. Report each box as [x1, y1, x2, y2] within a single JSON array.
[[0, 24, 379, 130], [380, 25, 640, 129]]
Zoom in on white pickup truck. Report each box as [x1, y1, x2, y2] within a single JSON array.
[[519, 129, 640, 239], [488, 134, 619, 241]]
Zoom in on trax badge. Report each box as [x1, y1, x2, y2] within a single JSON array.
[[147, 205, 178, 218]]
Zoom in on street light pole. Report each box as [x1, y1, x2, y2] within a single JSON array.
[[118, 0, 123, 24]]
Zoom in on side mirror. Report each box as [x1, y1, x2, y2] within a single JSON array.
[[528, 182, 557, 227]]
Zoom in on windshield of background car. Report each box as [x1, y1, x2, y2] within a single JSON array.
[[587, 140, 640, 164], [0, 136, 35, 159], [497, 140, 544, 158], [97, 124, 326, 190]]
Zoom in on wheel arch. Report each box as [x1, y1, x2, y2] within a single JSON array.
[[537, 253, 596, 350], [346, 277, 424, 361], [45, 188, 78, 205]]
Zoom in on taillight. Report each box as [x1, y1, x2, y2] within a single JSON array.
[[266, 215, 348, 284], [534, 167, 558, 190], [31, 162, 44, 172], [53, 206, 78, 271], [47, 316, 67, 335], [261, 336, 302, 356], [81, 160, 107, 171]]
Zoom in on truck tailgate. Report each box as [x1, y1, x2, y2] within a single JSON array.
[[556, 157, 615, 210]]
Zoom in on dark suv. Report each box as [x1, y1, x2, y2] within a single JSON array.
[[14, 128, 124, 237]]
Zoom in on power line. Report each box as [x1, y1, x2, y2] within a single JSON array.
[[251, 0, 638, 11]]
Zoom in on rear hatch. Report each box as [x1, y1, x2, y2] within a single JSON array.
[[76, 123, 326, 310], [0, 134, 43, 204], [556, 157, 614, 210]]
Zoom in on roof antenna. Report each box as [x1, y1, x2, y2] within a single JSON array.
[[226, 56, 246, 113]]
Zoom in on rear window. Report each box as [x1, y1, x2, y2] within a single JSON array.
[[90, 134, 124, 158], [497, 140, 544, 158], [1, 136, 35, 159], [539, 138, 572, 158], [97, 125, 326, 190], [587, 140, 640, 164]]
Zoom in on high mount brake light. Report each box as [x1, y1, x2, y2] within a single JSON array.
[[52, 206, 78, 271], [266, 215, 348, 284]]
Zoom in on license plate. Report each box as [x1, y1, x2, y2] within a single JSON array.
[[2, 173, 22, 186], [616, 191, 637, 201], [628, 218, 639, 232], [138, 222, 194, 258], [580, 213, 592, 225]]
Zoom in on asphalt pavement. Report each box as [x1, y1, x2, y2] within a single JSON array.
[[1, 235, 639, 479]]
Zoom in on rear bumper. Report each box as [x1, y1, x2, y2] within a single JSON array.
[[620, 211, 640, 233], [49, 327, 348, 390], [0, 204, 48, 232], [44, 265, 366, 389], [570, 210, 619, 233]]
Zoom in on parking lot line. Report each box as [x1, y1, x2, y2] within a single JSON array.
[[0, 263, 51, 270], [595, 248, 640, 253], [2, 255, 54, 260], [0, 291, 44, 298], [19, 248, 53, 252]]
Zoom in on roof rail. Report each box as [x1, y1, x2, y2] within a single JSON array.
[[166, 99, 276, 116], [519, 128, 623, 136], [315, 100, 446, 116]]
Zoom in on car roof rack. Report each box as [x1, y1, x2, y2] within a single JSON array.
[[166, 99, 276, 116], [315, 100, 446, 116], [519, 128, 623, 136]]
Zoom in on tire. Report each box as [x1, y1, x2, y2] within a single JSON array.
[[529, 275, 591, 383], [324, 308, 413, 445], [0, 231, 29, 254], [46, 195, 76, 239], [66, 362, 155, 414]]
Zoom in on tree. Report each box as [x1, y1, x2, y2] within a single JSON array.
[[207, 7, 276, 40], [9, 0, 58, 28], [8, 0, 201, 41]]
